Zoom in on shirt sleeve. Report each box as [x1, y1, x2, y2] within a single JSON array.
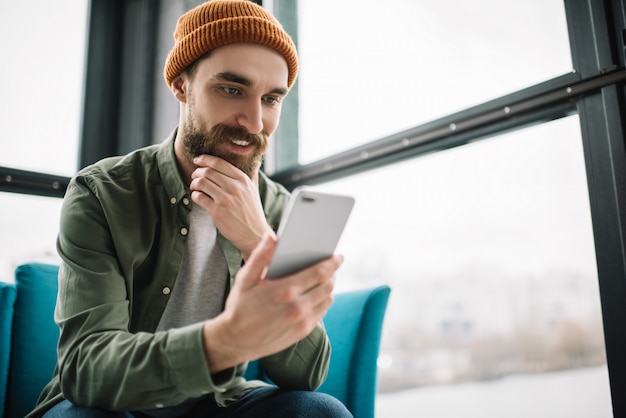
[[260, 321, 331, 390], [55, 175, 247, 411]]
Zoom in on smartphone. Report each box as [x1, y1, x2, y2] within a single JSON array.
[[266, 187, 355, 279]]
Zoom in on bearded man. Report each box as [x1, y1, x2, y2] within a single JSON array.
[[28, 1, 351, 417]]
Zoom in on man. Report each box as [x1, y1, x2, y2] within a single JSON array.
[[29, 1, 352, 417]]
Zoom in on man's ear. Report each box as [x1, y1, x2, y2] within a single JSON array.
[[171, 75, 187, 104]]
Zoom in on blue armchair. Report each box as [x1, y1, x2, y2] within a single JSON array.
[[0, 263, 390, 418]]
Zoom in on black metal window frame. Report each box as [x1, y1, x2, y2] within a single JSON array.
[[0, 0, 625, 414]]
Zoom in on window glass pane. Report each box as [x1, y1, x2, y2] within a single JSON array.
[[321, 116, 611, 417], [0, 1, 87, 176], [0, 194, 62, 283], [294, 0, 572, 165]]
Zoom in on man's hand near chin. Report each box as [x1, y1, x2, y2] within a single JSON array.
[[189, 154, 273, 260]]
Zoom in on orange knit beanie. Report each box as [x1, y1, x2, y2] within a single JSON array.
[[163, 0, 298, 88]]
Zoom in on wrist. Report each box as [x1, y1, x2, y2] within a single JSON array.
[[241, 227, 274, 261], [202, 317, 244, 374]]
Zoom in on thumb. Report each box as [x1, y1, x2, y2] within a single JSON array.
[[236, 232, 277, 288]]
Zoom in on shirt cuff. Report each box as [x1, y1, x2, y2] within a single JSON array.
[[163, 322, 239, 397]]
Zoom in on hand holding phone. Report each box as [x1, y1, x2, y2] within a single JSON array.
[[266, 187, 355, 279]]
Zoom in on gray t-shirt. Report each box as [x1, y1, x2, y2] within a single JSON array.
[[147, 203, 229, 417], [157, 202, 229, 331]]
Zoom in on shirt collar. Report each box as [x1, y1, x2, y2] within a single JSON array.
[[157, 128, 189, 205]]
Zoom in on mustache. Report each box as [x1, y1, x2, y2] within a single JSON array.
[[209, 124, 268, 148]]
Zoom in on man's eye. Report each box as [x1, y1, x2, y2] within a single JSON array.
[[263, 96, 281, 105], [222, 86, 240, 95]]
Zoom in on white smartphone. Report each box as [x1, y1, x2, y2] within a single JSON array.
[[266, 187, 355, 279]]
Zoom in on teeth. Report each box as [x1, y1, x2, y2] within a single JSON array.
[[231, 139, 250, 147]]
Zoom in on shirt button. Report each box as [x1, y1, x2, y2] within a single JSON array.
[[155, 403, 164, 408], [162, 287, 171, 295], [180, 227, 188, 236], [170, 197, 176, 205], [183, 197, 190, 206]]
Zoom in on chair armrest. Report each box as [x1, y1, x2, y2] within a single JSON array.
[[0, 281, 17, 418]]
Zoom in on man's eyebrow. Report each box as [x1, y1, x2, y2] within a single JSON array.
[[215, 71, 288, 96], [216, 71, 251, 86]]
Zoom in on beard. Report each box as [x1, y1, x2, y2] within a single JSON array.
[[182, 111, 269, 178]]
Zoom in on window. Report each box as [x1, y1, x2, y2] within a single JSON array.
[[0, 194, 63, 282], [294, 0, 572, 165], [0, 1, 87, 175], [0, 1, 88, 280], [279, 1, 616, 415], [321, 117, 611, 417]]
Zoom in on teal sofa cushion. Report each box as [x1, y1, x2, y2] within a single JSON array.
[[0, 282, 17, 418], [5, 264, 59, 418]]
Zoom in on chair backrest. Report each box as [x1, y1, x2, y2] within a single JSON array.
[[245, 285, 391, 418], [6, 263, 60, 418]]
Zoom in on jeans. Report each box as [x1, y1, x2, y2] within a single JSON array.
[[42, 387, 353, 418]]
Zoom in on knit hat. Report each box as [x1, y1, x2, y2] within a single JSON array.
[[164, 0, 298, 88]]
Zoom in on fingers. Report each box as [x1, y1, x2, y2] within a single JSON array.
[[189, 155, 255, 209], [192, 155, 250, 185], [219, 248, 342, 361], [193, 155, 243, 177], [190, 165, 242, 201], [272, 255, 342, 320], [280, 254, 343, 293]]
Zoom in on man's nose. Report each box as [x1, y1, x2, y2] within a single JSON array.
[[236, 98, 263, 134]]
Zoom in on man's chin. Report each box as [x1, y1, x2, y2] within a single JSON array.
[[207, 151, 262, 178]]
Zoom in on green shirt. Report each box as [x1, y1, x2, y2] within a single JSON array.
[[29, 131, 331, 417]]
